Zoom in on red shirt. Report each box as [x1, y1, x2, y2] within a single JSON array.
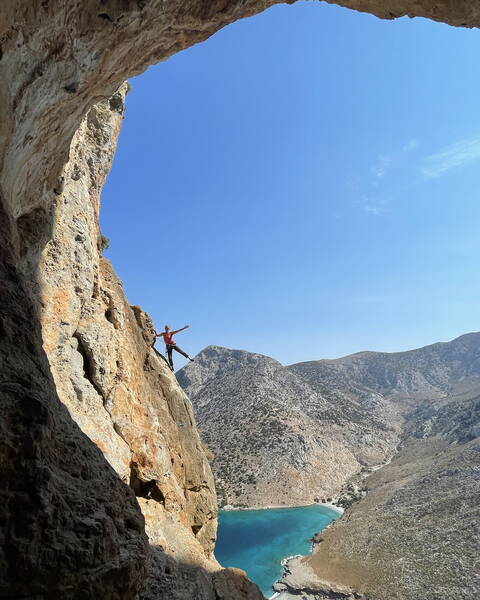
[[163, 331, 175, 345]]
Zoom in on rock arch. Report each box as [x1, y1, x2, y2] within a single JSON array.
[[1, 1, 478, 222]]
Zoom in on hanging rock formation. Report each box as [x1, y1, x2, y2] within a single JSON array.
[[1, 1, 480, 599], [39, 83, 220, 552]]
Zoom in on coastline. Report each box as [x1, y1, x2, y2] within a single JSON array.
[[269, 554, 324, 600], [219, 503, 344, 599], [269, 507, 344, 597], [220, 502, 344, 515], [217, 503, 344, 599], [265, 461, 396, 599]]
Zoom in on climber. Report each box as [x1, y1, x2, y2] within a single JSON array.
[[154, 324, 194, 371]]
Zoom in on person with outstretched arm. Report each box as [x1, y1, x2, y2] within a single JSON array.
[[154, 324, 194, 371]]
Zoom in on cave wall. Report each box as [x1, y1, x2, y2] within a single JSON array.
[[0, 116, 149, 598], [39, 80, 222, 558], [2, 81, 264, 598], [1, 1, 479, 598]]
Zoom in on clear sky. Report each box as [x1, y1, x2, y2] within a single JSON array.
[[101, 1, 480, 367]]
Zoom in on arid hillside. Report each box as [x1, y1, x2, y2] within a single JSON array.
[[178, 334, 480, 508]]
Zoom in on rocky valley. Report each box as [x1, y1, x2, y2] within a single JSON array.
[[275, 403, 480, 600], [178, 335, 480, 509], [180, 337, 480, 598]]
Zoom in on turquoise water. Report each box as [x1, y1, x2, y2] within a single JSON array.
[[215, 505, 340, 597]]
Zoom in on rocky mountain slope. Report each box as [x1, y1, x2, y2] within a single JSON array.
[[178, 336, 480, 508], [180, 340, 480, 599], [275, 388, 480, 600]]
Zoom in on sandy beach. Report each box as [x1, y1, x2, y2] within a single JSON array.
[[222, 502, 344, 515]]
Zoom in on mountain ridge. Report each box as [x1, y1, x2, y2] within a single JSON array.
[[200, 330, 480, 366], [178, 332, 480, 508]]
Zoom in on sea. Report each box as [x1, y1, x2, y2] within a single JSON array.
[[215, 504, 340, 598]]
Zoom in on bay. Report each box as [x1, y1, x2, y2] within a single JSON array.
[[215, 505, 340, 597]]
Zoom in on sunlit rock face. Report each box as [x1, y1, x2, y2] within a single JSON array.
[[38, 85, 218, 551], [1, 1, 480, 599], [24, 86, 263, 598]]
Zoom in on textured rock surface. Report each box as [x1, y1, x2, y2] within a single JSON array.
[[27, 87, 262, 598], [178, 335, 480, 508], [0, 96, 148, 600], [38, 85, 218, 555], [2, 1, 480, 598]]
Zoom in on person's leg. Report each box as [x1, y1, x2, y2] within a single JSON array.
[[166, 345, 174, 370], [173, 345, 192, 360], [153, 345, 169, 367]]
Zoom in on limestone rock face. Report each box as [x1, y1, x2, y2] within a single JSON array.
[[19, 86, 265, 599], [0, 96, 149, 600], [38, 85, 218, 559]]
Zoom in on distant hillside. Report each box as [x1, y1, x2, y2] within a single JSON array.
[[277, 389, 480, 600], [178, 333, 480, 508]]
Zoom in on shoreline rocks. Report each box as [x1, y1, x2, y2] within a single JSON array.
[[272, 555, 366, 600]]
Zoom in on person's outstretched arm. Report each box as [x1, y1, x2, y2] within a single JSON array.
[[171, 325, 189, 335], [154, 330, 165, 338]]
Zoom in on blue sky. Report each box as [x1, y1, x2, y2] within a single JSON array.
[[101, 1, 480, 367]]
